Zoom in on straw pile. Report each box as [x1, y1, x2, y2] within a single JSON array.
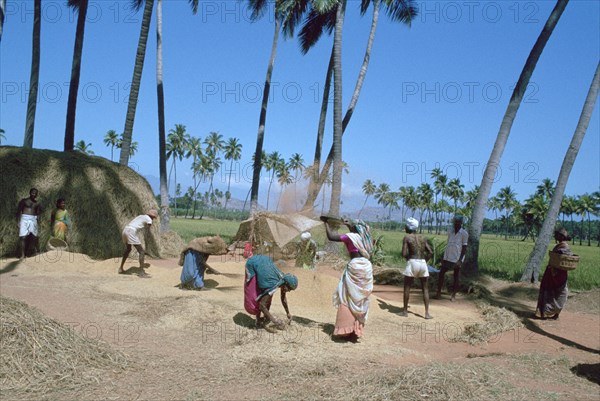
[[451, 302, 523, 345], [160, 230, 186, 258], [0, 147, 160, 259], [0, 295, 128, 396]]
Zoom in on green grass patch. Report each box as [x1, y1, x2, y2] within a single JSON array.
[[170, 218, 240, 244]]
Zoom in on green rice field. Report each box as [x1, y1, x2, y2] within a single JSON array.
[[170, 218, 599, 291]]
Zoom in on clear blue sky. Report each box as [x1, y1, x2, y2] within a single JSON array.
[[1, 0, 599, 212]]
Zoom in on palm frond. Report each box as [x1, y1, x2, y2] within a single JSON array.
[[188, 0, 199, 14], [130, 0, 145, 12], [298, 7, 336, 54], [382, 0, 418, 25], [247, 0, 269, 21], [280, 0, 310, 38]]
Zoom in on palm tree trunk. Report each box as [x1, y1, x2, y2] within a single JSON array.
[[521, 61, 599, 282], [329, 0, 347, 217], [250, 18, 280, 214], [305, 0, 380, 212], [156, 0, 170, 233], [64, 0, 88, 151], [119, 0, 154, 165], [303, 46, 334, 212], [173, 160, 178, 216], [588, 214, 593, 247], [464, 0, 568, 277], [0, 0, 6, 41], [23, 0, 41, 148], [225, 160, 234, 209]]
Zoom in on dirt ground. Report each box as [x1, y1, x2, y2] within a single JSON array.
[[1, 251, 599, 400]]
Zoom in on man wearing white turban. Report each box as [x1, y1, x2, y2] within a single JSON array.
[[401, 217, 433, 319]]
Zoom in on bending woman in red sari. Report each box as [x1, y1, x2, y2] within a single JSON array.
[[322, 217, 373, 342]]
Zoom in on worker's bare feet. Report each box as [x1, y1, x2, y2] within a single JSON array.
[[399, 311, 408, 317], [424, 313, 433, 319], [118, 268, 126, 274], [137, 271, 150, 278]]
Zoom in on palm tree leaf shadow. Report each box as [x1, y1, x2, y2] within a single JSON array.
[[478, 289, 600, 355], [570, 363, 600, 385]]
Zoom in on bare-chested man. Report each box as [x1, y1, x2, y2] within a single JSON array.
[[17, 188, 42, 259], [400, 217, 433, 319]]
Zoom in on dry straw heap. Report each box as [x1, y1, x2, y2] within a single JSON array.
[[0, 295, 128, 396], [0, 147, 160, 259]]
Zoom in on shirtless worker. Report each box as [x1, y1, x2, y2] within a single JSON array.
[[17, 188, 42, 259], [118, 210, 158, 276], [400, 217, 433, 319]]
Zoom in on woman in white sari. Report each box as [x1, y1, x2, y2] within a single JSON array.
[[322, 217, 373, 342]]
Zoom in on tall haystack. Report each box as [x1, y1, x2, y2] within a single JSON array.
[[0, 146, 159, 259]]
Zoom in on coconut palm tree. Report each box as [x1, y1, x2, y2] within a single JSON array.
[[186, 136, 203, 217], [446, 178, 464, 214], [167, 124, 189, 216], [560, 195, 577, 240], [487, 195, 502, 236], [0, 0, 6, 41], [103, 130, 119, 161], [276, 162, 293, 212], [156, 0, 198, 230], [248, 0, 284, 214], [75, 140, 94, 155], [417, 183, 434, 233], [465, 0, 569, 275], [522, 64, 599, 279], [64, 0, 89, 151], [204, 131, 225, 156], [374, 183, 390, 221], [0, 128, 6, 144], [119, 0, 154, 165], [116, 135, 138, 157], [264, 151, 285, 210], [497, 186, 518, 240], [535, 178, 555, 201], [433, 171, 448, 233], [300, 0, 417, 212], [23, 0, 40, 148], [224, 137, 243, 209], [358, 179, 376, 218], [288, 153, 304, 210], [577, 194, 599, 246]]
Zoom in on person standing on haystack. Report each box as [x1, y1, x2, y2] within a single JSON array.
[[400, 217, 433, 319], [118, 210, 158, 276], [321, 216, 374, 342], [17, 188, 42, 259], [535, 228, 573, 320], [295, 231, 317, 269]]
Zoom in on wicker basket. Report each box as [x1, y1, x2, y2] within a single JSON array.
[[548, 251, 579, 271]]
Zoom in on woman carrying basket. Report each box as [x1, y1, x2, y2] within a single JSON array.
[[535, 228, 573, 320]]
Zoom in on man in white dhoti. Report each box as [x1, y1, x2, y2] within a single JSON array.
[[17, 188, 42, 259]]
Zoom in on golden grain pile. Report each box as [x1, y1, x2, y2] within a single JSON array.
[[0, 146, 159, 259], [0, 295, 128, 396]]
